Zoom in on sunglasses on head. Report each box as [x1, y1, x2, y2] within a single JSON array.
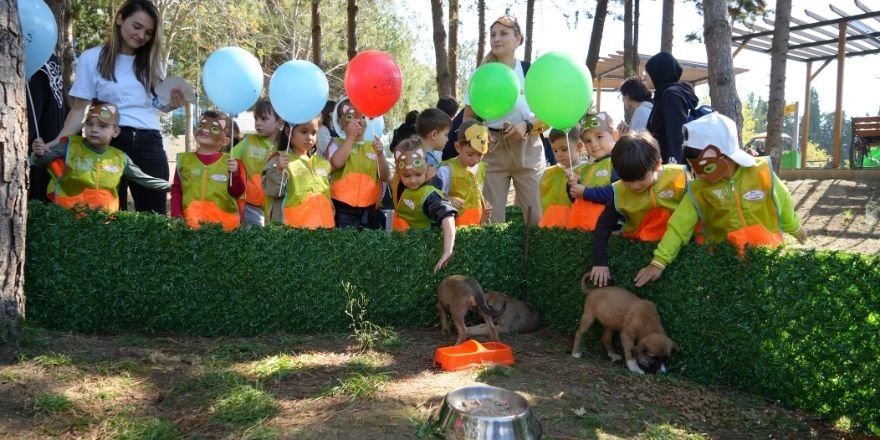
[[494, 15, 521, 31]]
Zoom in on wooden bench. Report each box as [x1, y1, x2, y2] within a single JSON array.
[[851, 116, 880, 169]]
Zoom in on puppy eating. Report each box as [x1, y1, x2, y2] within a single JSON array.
[[571, 275, 679, 374], [437, 275, 506, 345], [467, 291, 540, 337]]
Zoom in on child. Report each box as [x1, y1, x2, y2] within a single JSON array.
[[264, 117, 334, 229], [171, 110, 246, 231], [588, 132, 689, 287], [415, 108, 453, 173], [539, 127, 584, 228], [31, 100, 170, 212], [436, 120, 491, 226], [568, 112, 619, 231], [232, 98, 285, 226], [391, 138, 458, 274], [326, 98, 391, 229], [634, 113, 807, 287]]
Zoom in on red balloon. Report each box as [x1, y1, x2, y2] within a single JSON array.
[[344, 50, 403, 119]]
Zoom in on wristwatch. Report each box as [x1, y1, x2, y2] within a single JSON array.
[[525, 120, 534, 133]]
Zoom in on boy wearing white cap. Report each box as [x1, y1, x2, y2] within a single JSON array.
[[634, 112, 807, 287]]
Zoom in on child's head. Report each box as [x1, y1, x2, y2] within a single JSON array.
[[436, 96, 459, 118], [394, 137, 429, 189], [416, 108, 452, 150], [548, 127, 583, 169], [83, 99, 121, 148], [580, 112, 616, 160], [321, 100, 336, 129], [682, 112, 754, 183], [253, 98, 284, 138], [288, 116, 320, 154], [454, 120, 489, 168], [335, 98, 366, 140], [195, 110, 231, 151], [611, 132, 662, 193]]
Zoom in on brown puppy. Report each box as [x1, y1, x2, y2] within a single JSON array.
[[437, 275, 506, 345], [571, 275, 679, 374], [467, 291, 540, 336]]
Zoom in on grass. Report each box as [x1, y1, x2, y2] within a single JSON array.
[[322, 371, 393, 400], [643, 423, 709, 440], [31, 352, 72, 367], [211, 385, 279, 425], [843, 208, 855, 225], [207, 341, 272, 364], [104, 414, 181, 440], [173, 369, 249, 397], [475, 364, 514, 381], [248, 354, 301, 380], [33, 392, 73, 413]]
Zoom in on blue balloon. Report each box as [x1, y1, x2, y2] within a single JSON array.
[[269, 60, 329, 124], [202, 47, 263, 115], [18, 0, 58, 80]]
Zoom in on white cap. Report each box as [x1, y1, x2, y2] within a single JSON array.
[[682, 112, 755, 167]]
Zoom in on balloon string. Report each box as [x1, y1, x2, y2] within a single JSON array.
[[279, 126, 293, 197], [229, 114, 236, 188], [26, 82, 41, 140]]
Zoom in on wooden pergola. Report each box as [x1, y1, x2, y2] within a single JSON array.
[[731, 1, 880, 169]]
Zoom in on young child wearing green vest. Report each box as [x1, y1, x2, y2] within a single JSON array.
[[539, 127, 584, 228], [31, 99, 170, 212], [391, 138, 458, 273], [634, 112, 807, 287], [588, 132, 689, 287], [326, 98, 391, 229], [171, 110, 246, 231], [232, 98, 285, 226], [263, 116, 334, 229], [436, 120, 491, 227], [568, 112, 619, 231]]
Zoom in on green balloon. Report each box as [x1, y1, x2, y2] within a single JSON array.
[[525, 52, 593, 130], [468, 62, 520, 121]]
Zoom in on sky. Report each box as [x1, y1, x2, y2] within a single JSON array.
[[396, 0, 880, 127]]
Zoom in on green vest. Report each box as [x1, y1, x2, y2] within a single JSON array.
[[540, 165, 572, 212], [233, 134, 274, 205], [396, 185, 441, 230], [328, 137, 381, 207], [282, 154, 333, 208], [441, 159, 485, 211], [55, 135, 125, 210], [688, 157, 782, 245], [613, 165, 687, 239], [579, 156, 614, 187], [177, 152, 239, 216]]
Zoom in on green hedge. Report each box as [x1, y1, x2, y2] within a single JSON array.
[[24, 202, 880, 433]]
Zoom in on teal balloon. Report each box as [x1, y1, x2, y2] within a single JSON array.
[[525, 52, 593, 130], [468, 62, 519, 121], [202, 47, 263, 115], [18, 0, 57, 79], [269, 60, 328, 124]]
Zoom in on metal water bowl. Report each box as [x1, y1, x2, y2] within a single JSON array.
[[435, 384, 542, 440]]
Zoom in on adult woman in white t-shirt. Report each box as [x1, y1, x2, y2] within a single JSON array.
[[44, 0, 183, 214], [462, 16, 545, 226]]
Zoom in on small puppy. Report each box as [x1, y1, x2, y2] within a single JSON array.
[[437, 275, 506, 345], [467, 291, 540, 336], [571, 275, 679, 374]]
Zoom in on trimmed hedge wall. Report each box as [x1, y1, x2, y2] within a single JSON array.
[[25, 202, 880, 433]]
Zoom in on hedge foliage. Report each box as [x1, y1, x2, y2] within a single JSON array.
[[25, 202, 880, 433]]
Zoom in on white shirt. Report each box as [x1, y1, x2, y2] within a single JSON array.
[[463, 60, 532, 129], [316, 125, 333, 157], [630, 101, 654, 132], [69, 46, 161, 130]]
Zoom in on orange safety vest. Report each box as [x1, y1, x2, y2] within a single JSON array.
[[281, 154, 335, 229], [52, 135, 125, 211], [569, 156, 613, 231], [538, 165, 573, 228], [441, 159, 486, 227], [688, 158, 783, 253], [177, 152, 241, 231], [232, 134, 274, 207], [328, 138, 381, 208], [613, 165, 687, 242]]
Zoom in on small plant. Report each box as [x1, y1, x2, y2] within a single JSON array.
[[413, 416, 444, 439], [106, 415, 180, 440], [644, 423, 709, 440], [322, 372, 392, 400], [842, 208, 854, 225], [475, 364, 513, 381], [343, 283, 399, 351], [33, 392, 73, 413], [248, 354, 300, 380], [31, 353, 72, 368], [211, 385, 279, 425]]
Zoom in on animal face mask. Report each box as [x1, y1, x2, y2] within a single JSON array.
[[86, 103, 119, 125], [462, 124, 489, 154], [687, 145, 730, 183], [394, 147, 428, 189], [196, 114, 230, 143]]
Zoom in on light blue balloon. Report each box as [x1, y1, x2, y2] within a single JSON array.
[[18, 0, 58, 80], [202, 47, 263, 115], [365, 116, 385, 141], [269, 60, 329, 124]]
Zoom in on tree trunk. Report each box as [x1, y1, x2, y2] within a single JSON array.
[[430, 0, 451, 98], [703, 0, 743, 135], [0, 0, 28, 365], [623, 0, 635, 78], [184, 102, 194, 152], [661, 0, 673, 53], [585, 0, 608, 77], [346, 0, 357, 60], [633, 0, 640, 74], [765, 0, 791, 173], [311, 0, 321, 67], [447, 0, 459, 98], [48, 0, 74, 96], [476, 0, 485, 66], [524, 0, 535, 62]]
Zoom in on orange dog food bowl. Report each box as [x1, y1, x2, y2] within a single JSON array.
[[433, 339, 515, 371]]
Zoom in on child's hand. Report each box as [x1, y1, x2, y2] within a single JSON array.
[[276, 154, 290, 170], [792, 227, 808, 244], [481, 201, 493, 224], [569, 183, 586, 199], [634, 264, 664, 287], [616, 121, 630, 134], [590, 266, 611, 287], [32, 138, 48, 157], [228, 159, 239, 174], [448, 196, 465, 209], [372, 136, 384, 153], [344, 118, 362, 138], [434, 250, 453, 274]]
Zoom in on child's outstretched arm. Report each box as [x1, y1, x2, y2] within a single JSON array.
[[373, 136, 391, 182], [772, 173, 807, 243], [634, 196, 699, 287], [590, 200, 622, 287], [423, 192, 458, 273], [435, 216, 456, 274]]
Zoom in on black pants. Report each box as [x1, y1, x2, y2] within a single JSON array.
[[28, 165, 52, 202], [333, 199, 385, 230], [113, 127, 169, 214]]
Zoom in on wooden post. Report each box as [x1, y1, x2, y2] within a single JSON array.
[[801, 62, 812, 168], [596, 77, 603, 111], [832, 22, 846, 168]]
